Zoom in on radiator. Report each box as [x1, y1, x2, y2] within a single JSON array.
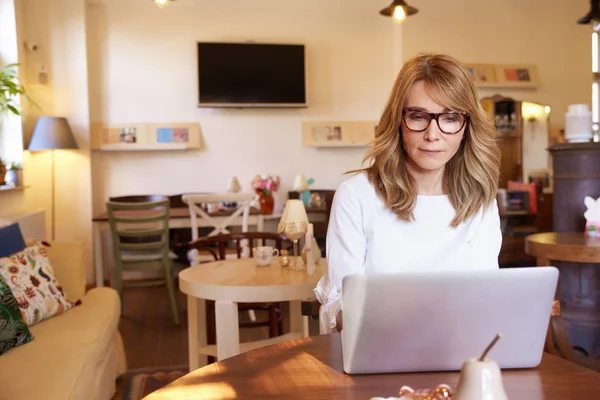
[[0, 209, 46, 240]]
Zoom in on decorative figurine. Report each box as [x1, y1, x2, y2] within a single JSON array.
[[584, 196, 600, 237], [279, 249, 290, 268], [454, 334, 508, 400]]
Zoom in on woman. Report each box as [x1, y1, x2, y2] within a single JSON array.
[[315, 53, 502, 334]]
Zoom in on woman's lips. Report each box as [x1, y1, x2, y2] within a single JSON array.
[[419, 149, 443, 156]]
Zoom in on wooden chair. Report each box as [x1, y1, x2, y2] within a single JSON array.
[[182, 192, 259, 265], [188, 232, 292, 362], [545, 300, 600, 371], [106, 198, 179, 325]]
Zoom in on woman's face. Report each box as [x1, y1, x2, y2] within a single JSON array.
[[401, 81, 466, 174]]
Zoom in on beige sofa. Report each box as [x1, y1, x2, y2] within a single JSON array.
[[0, 241, 127, 400]]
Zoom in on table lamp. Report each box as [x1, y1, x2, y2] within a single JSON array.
[[28, 116, 78, 240], [277, 199, 309, 270]]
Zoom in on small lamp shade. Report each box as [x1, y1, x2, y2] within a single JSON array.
[[227, 176, 242, 193], [277, 199, 309, 240], [578, 0, 600, 24], [379, 0, 419, 19], [28, 117, 78, 151], [293, 174, 310, 192]]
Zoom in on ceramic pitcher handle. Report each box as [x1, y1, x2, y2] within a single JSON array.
[[272, 249, 280, 257]]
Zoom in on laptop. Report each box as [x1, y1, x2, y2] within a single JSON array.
[[341, 266, 558, 374]]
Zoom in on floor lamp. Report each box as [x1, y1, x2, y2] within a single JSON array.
[[28, 116, 78, 241]]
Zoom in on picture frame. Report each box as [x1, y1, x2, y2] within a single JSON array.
[[462, 63, 497, 85], [302, 121, 377, 147], [494, 64, 540, 88], [91, 123, 149, 148]]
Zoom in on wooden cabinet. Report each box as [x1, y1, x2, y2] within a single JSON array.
[[481, 95, 551, 189]]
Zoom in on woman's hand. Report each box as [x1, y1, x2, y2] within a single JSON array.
[[336, 310, 343, 332]]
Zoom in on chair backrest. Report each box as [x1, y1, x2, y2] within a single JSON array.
[[189, 232, 292, 262], [106, 199, 171, 260], [181, 192, 258, 239], [109, 194, 167, 203]]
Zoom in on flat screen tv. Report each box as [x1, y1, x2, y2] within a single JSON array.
[[197, 42, 307, 108]]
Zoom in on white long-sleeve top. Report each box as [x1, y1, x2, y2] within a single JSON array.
[[314, 173, 502, 334]]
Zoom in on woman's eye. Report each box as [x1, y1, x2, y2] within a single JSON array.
[[408, 114, 427, 121]]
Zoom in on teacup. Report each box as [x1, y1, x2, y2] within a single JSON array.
[[253, 246, 280, 266]]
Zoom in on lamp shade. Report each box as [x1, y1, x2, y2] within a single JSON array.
[[277, 199, 309, 240], [293, 174, 310, 192], [28, 117, 78, 151], [579, 0, 600, 24], [379, 0, 419, 18]]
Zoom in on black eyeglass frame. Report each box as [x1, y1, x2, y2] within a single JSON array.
[[401, 108, 470, 135]]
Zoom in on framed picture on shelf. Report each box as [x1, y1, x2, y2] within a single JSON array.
[[494, 64, 540, 88], [462, 63, 496, 85], [302, 121, 376, 147], [147, 122, 203, 148], [91, 123, 149, 147]]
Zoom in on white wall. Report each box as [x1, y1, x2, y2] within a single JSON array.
[[87, 0, 396, 214], [16, 0, 92, 268]]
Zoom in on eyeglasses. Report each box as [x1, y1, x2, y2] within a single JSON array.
[[402, 109, 469, 134]]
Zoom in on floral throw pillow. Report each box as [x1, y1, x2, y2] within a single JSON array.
[[0, 274, 33, 355], [0, 243, 75, 326]]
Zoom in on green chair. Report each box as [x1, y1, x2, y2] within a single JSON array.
[[106, 198, 179, 325]]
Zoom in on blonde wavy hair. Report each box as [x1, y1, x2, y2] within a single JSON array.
[[358, 53, 500, 227]]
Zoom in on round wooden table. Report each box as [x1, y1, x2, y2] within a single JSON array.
[[143, 333, 600, 400], [525, 232, 600, 363], [179, 257, 326, 370], [525, 232, 600, 265]]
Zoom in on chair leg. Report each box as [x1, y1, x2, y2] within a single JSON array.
[[206, 300, 216, 364], [113, 260, 124, 316], [277, 303, 284, 336], [268, 305, 278, 338], [163, 259, 180, 326]]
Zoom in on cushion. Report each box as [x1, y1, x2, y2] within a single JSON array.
[[0, 242, 76, 326], [0, 223, 26, 258], [0, 274, 33, 355]]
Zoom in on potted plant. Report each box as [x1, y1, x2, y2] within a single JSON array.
[[0, 63, 38, 186], [6, 161, 22, 186], [0, 63, 35, 117]]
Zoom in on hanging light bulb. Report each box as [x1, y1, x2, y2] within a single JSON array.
[[393, 6, 407, 23], [152, 0, 175, 8], [379, 0, 418, 23]]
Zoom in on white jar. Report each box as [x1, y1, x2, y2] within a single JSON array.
[[565, 104, 593, 143]]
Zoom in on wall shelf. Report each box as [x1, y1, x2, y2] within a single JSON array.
[[302, 120, 376, 148], [0, 185, 29, 194], [91, 122, 204, 151], [94, 143, 190, 151], [307, 143, 369, 148]]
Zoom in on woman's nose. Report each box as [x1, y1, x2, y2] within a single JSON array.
[[424, 120, 442, 141]]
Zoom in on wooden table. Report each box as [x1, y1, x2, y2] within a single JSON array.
[[525, 232, 600, 265], [525, 232, 600, 363], [144, 333, 600, 400], [179, 257, 327, 371], [92, 206, 327, 287]]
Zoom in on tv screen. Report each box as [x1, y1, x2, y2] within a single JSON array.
[[197, 42, 307, 108]]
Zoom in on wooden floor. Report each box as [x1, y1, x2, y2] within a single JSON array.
[[119, 285, 285, 370]]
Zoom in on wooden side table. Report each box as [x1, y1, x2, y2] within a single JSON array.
[[179, 257, 326, 371], [525, 232, 600, 369]]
